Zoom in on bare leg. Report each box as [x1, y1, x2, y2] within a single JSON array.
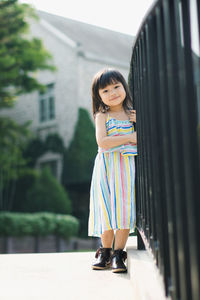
[[101, 229, 114, 248], [114, 229, 130, 250]]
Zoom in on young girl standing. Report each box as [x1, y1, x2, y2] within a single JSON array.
[[88, 68, 137, 273]]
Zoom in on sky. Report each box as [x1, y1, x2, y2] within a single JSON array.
[[19, 0, 155, 36]]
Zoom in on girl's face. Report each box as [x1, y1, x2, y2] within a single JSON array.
[[98, 81, 126, 109]]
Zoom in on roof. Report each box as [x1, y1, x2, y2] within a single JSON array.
[[37, 10, 134, 66]]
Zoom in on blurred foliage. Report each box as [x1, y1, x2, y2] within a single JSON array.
[[0, 211, 79, 239], [23, 133, 64, 167], [24, 167, 71, 214], [12, 168, 39, 212], [0, 117, 31, 186], [0, 0, 56, 210], [45, 133, 65, 153], [61, 108, 97, 237], [55, 213, 80, 240], [67, 183, 90, 238], [63, 107, 97, 185], [12, 133, 66, 212], [0, 0, 56, 108], [14, 115, 96, 237], [0, 117, 33, 210]]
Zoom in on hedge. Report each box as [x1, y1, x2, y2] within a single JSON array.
[[0, 212, 79, 240]]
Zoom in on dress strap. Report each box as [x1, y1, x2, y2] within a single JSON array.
[[106, 112, 110, 122]]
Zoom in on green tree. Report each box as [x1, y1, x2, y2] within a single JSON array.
[[25, 167, 71, 214], [0, 117, 32, 210], [0, 0, 56, 210], [12, 133, 66, 212], [62, 108, 97, 237], [0, 0, 55, 108], [63, 108, 97, 185]]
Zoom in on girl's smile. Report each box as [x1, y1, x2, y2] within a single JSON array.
[[99, 82, 126, 108]]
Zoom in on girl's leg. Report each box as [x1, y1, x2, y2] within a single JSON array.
[[114, 229, 130, 250], [101, 229, 114, 248], [92, 230, 114, 270]]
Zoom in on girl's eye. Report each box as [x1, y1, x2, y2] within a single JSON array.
[[103, 90, 108, 93], [115, 85, 120, 89]]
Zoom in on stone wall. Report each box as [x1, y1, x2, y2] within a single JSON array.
[[0, 236, 100, 254]]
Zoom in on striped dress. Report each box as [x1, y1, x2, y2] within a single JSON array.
[[88, 114, 137, 237]]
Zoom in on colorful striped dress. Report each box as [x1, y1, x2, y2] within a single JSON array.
[[88, 113, 137, 237]]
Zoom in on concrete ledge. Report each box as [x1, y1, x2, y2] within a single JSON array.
[[126, 236, 171, 300]]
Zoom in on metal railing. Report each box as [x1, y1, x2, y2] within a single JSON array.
[[128, 0, 200, 299]]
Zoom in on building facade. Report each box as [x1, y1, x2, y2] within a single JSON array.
[[1, 10, 134, 180]]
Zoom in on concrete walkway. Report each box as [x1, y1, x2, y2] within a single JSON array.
[[0, 246, 134, 300], [0, 236, 169, 300]]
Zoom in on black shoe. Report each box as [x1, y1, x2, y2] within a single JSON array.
[[92, 247, 112, 270], [112, 249, 127, 273]]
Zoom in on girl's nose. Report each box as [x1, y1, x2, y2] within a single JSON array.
[[110, 88, 116, 95]]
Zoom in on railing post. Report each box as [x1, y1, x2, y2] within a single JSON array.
[[129, 0, 200, 299]]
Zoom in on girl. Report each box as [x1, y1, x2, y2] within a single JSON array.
[[88, 68, 137, 273]]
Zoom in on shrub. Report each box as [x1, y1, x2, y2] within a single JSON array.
[[12, 169, 39, 212], [25, 167, 71, 214], [55, 214, 80, 240], [63, 108, 97, 185], [0, 212, 79, 239]]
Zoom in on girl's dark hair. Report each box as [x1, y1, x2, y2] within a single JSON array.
[[91, 68, 132, 117]]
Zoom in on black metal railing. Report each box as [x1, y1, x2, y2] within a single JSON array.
[[128, 0, 200, 300]]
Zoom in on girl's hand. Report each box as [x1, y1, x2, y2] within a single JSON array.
[[129, 132, 137, 144], [129, 110, 136, 123]]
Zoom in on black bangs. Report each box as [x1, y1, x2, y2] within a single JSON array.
[[98, 69, 123, 89]]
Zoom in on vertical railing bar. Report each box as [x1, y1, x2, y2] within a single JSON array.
[[175, 1, 200, 299], [149, 4, 169, 284], [128, 0, 200, 299], [163, 1, 194, 299], [155, 4, 175, 297], [136, 42, 147, 233], [134, 40, 143, 233], [139, 32, 148, 238], [144, 19, 158, 252]]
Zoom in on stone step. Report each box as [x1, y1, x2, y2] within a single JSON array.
[[126, 236, 171, 300], [0, 250, 134, 300]]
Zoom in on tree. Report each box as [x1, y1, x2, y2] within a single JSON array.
[[0, 0, 56, 108], [0, 117, 31, 210], [25, 167, 71, 214], [62, 108, 97, 237], [63, 108, 97, 185], [0, 0, 56, 210]]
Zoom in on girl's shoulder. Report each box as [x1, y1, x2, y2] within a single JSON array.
[[95, 111, 107, 122]]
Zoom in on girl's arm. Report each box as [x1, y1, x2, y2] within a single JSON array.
[[95, 112, 137, 149]]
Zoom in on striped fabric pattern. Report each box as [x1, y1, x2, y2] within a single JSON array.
[[88, 115, 136, 237], [99, 116, 138, 156]]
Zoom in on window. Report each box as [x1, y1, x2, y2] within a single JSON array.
[[39, 83, 55, 122]]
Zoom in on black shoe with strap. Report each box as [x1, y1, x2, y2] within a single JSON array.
[[112, 249, 127, 273], [92, 247, 113, 270]]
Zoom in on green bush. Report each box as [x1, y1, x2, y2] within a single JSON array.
[[0, 212, 79, 239], [23, 133, 65, 168], [12, 169, 38, 212], [55, 214, 80, 239], [25, 167, 71, 214], [63, 108, 97, 185], [29, 212, 57, 236]]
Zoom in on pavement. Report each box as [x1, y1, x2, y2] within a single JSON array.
[[0, 243, 134, 300], [0, 236, 169, 300]]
